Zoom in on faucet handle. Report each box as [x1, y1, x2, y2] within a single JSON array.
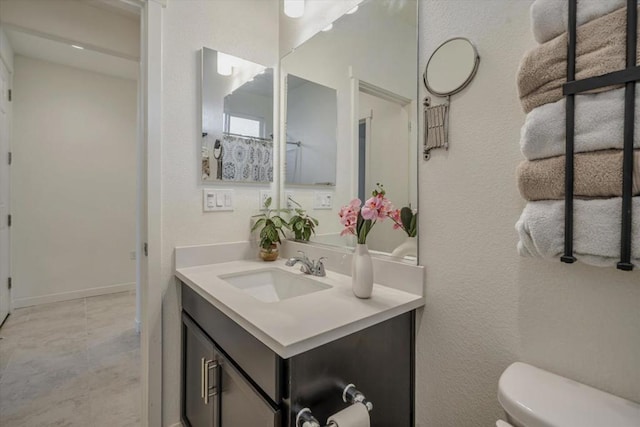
[[314, 257, 327, 277]]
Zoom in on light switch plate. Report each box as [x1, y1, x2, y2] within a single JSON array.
[[259, 190, 273, 210], [285, 191, 295, 209], [313, 191, 333, 210], [203, 189, 234, 212]]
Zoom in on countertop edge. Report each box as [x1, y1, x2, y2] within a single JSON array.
[[176, 268, 424, 359]]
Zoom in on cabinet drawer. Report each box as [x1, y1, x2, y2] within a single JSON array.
[[181, 282, 283, 403]]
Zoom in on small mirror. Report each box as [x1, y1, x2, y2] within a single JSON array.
[[424, 37, 479, 97], [285, 75, 337, 185], [201, 47, 274, 183]]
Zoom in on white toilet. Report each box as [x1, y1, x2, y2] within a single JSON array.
[[497, 362, 640, 427]]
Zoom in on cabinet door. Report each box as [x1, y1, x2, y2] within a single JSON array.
[[182, 314, 220, 427], [218, 352, 280, 427]]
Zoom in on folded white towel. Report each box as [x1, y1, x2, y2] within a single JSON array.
[[531, 0, 625, 44], [520, 87, 640, 161], [516, 198, 640, 268]]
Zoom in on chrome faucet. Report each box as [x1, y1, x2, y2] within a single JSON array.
[[285, 251, 326, 277]]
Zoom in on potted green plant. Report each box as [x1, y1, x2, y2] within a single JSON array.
[[287, 198, 319, 242], [251, 197, 289, 261]]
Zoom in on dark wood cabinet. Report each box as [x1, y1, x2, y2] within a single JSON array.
[[182, 313, 280, 427], [182, 314, 218, 427], [181, 282, 414, 427]]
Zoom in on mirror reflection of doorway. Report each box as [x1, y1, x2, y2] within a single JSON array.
[[358, 119, 367, 203], [358, 85, 413, 253]]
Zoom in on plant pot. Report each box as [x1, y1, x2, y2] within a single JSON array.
[[259, 244, 279, 262], [391, 236, 417, 259], [352, 243, 373, 299]]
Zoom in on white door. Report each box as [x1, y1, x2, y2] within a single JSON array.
[[0, 59, 11, 324]]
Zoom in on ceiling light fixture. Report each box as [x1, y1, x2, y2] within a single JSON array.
[[346, 5, 359, 14], [71, 45, 84, 50], [284, 0, 305, 18]]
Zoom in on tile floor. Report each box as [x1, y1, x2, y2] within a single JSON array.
[[0, 291, 140, 427]]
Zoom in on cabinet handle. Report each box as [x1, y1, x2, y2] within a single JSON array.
[[204, 359, 219, 405], [200, 357, 206, 400]]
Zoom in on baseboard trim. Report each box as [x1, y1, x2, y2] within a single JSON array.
[[13, 282, 136, 308]]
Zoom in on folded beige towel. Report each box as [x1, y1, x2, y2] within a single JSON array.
[[517, 150, 640, 201], [518, 7, 640, 113]]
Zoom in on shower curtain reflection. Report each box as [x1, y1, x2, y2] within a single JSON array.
[[219, 133, 274, 182]]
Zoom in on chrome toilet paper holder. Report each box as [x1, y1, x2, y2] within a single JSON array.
[[296, 384, 373, 427]]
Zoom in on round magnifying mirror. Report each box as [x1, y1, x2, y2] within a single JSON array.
[[424, 37, 479, 97]]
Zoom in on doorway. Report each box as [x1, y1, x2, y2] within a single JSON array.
[[0, 0, 151, 424]]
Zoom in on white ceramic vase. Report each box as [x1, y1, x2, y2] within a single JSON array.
[[391, 236, 417, 259], [352, 243, 373, 299]]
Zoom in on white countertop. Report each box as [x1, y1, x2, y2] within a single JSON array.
[[176, 259, 424, 359]]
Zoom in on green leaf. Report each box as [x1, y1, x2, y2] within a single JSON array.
[[400, 207, 413, 231], [409, 213, 417, 237], [311, 217, 319, 226], [294, 221, 303, 231], [272, 216, 283, 228], [288, 198, 301, 208], [264, 197, 272, 209], [250, 218, 266, 232], [267, 227, 278, 242]]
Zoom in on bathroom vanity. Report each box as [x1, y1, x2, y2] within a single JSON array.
[[177, 258, 424, 427]]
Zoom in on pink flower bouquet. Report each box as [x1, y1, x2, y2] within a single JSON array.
[[389, 207, 417, 237], [339, 184, 393, 244]]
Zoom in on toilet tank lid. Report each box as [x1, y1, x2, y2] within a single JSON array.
[[498, 362, 640, 427]]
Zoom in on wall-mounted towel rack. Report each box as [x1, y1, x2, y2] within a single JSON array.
[[562, 0, 636, 271]]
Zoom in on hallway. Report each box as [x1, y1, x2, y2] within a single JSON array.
[[0, 291, 140, 426]]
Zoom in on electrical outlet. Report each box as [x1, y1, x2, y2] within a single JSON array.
[[259, 190, 273, 210], [129, 251, 136, 261], [313, 191, 333, 210], [285, 191, 295, 209]]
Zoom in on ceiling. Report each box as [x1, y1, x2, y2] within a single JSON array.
[[6, 27, 139, 81]]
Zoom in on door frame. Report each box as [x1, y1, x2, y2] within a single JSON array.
[[129, 0, 164, 425], [0, 45, 12, 326]]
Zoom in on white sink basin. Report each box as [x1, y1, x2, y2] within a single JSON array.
[[219, 268, 332, 303]]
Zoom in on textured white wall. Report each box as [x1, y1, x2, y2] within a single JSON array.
[[12, 56, 137, 305], [161, 0, 279, 424], [417, 1, 640, 426]]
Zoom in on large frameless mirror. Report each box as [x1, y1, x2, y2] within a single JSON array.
[[201, 47, 274, 183], [280, 0, 419, 262]]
